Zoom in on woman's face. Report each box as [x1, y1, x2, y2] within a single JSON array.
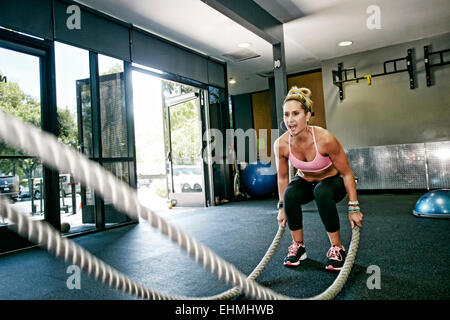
[[283, 100, 310, 136]]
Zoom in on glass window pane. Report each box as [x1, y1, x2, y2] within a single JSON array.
[[0, 159, 44, 225], [55, 42, 91, 154], [0, 47, 41, 156], [133, 71, 165, 174], [98, 54, 128, 158], [55, 42, 96, 234], [99, 54, 124, 76]]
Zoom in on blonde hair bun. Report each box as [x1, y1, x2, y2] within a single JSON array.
[[287, 86, 311, 99], [284, 86, 313, 113]]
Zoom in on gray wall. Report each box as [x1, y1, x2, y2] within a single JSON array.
[[322, 32, 450, 148]]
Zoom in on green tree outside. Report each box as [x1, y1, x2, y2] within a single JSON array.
[[0, 78, 77, 186], [162, 81, 200, 165]]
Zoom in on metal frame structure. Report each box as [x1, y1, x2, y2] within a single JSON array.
[[332, 48, 415, 100], [424, 45, 450, 87]]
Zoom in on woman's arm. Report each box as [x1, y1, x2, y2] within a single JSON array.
[[324, 133, 363, 228], [274, 138, 289, 227]]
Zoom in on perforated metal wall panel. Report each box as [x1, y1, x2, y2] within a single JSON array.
[[346, 147, 378, 190], [346, 141, 450, 190], [425, 141, 450, 189], [389, 144, 427, 189]]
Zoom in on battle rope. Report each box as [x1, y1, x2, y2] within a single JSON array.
[[0, 110, 360, 300]]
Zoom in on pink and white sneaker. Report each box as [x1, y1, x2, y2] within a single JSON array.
[[325, 245, 346, 271], [283, 241, 307, 267]]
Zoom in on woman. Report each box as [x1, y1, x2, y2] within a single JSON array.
[[273, 86, 363, 271]]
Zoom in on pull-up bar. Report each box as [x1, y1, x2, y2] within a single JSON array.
[[332, 48, 415, 100]]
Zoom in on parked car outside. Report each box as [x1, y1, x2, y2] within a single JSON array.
[[18, 178, 43, 200], [137, 178, 152, 189], [172, 166, 203, 193], [0, 174, 19, 200], [18, 174, 81, 200]]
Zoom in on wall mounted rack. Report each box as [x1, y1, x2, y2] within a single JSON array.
[[424, 45, 450, 87], [332, 48, 415, 100]]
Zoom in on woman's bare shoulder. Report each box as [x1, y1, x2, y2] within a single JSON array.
[[274, 131, 290, 155], [313, 126, 340, 152], [313, 126, 335, 142]]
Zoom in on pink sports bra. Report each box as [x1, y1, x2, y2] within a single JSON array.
[[288, 127, 333, 172]]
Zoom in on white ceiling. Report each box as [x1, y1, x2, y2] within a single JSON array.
[[78, 0, 450, 95]]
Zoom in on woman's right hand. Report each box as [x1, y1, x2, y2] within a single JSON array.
[[277, 208, 286, 227]]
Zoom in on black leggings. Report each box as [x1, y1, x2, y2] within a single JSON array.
[[283, 174, 347, 233]]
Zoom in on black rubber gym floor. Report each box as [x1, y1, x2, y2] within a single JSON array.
[[0, 193, 449, 300]]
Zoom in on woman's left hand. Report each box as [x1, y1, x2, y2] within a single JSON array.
[[348, 211, 363, 228]]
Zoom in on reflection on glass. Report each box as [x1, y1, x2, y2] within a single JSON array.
[[55, 42, 96, 234], [98, 54, 128, 158]]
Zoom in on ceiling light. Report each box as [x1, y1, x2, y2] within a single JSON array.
[[229, 78, 236, 84], [238, 42, 251, 48], [338, 41, 353, 47]]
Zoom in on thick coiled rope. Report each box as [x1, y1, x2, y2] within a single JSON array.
[[0, 110, 360, 300], [0, 197, 185, 300], [206, 223, 285, 300]]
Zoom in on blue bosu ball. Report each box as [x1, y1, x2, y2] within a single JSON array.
[[413, 189, 450, 218], [241, 162, 277, 197]]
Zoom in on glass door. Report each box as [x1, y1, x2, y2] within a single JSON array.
[[164, 81, 206, 207], [74, 73, 97, 229]]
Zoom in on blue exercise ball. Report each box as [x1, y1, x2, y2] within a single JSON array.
[[413, 189, 450, 218], [241, 162, 277, 197]]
